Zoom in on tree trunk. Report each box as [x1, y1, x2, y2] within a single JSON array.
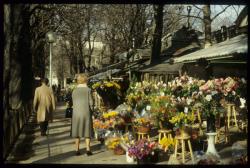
[[203, 5, 212, 48], [3, 4, 33, 159], [150, 4, 164, 64]]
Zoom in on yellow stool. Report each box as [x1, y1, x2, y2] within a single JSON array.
[[158, 129, 172, 143], [137, 132, 150, 141], [174, 135, 194, 164], [226, 103, 238, 129]]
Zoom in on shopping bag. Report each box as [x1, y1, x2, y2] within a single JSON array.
[[65, 107, 73, 118]]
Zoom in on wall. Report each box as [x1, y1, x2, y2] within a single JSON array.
[[212, 63, 247, 78]]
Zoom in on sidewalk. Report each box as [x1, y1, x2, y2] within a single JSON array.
[[5, 102, 247, 164]]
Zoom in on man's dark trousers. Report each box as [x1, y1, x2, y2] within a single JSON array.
[[40, 121, 48, 136]]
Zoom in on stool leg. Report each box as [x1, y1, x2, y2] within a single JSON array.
[[215, 129, 220, 144], [158, 133, 162, 143], [168, 133, 172, 139], [187, 140, 194, 164], [138, 134, 140, 140], [227, 105, 231, 128], [232, 106, 238, 128], [182, 139, 185, 164], [225, 124, 229, 144], [174, 140, 178, 158]]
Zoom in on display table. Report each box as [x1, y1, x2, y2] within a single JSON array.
[[206, 132, 220, 158]]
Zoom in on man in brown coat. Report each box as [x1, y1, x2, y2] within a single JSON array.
[[33, 78, 56, 136]]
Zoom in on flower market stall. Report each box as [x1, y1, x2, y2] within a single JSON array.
[[89, 74, 247, 164]]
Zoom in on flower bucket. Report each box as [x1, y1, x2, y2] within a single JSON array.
[[177, 127, 189, 138], [126, 151, 135, 163], [137, 157, 151, 165], [207, 114, 216, 133], [137, 126, 150, 133], [149, 150, 159, 163]]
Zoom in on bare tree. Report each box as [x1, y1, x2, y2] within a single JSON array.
[[150, 4, 164, 64], [164, 4, 232, 48]]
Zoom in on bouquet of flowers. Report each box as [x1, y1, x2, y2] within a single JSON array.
[[133, 117, 151, 128], [103, 111, 119, 119], [128, 139, 158, 160], [149, 95, 177, 128], [221, 77, 239, 103], [93, 119, 109, 130], [92, 80, 122, 108], [199, 79, 224, 117], [169, 112, 195, 128], [159, 136, 176, 152]]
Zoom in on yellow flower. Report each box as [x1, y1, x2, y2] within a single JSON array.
[[92, 82, 101, 89]]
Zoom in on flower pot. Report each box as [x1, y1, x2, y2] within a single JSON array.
[[207, 114, 216, 133], [149, 150, 159, 163], [137, 126, 150, 133], [177, 127, 190, 138], [123, 117, 132, 123], [159, 120, 173, 129]]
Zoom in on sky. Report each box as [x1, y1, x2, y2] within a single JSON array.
[[182, 5, 246, 31]]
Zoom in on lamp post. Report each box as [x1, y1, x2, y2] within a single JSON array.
[[187, 6, 192, 29], [46, 31, 56, 87]]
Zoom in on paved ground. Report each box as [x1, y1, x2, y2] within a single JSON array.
[[5, 102, 247, 165]]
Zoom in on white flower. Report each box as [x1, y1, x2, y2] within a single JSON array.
[[211, 90, 218, 96], [198, 91, 203, 95], [165, 103, 169, 107], [177, 97, 181, 102], [192, 91, 198, 97], [163, 83, 167, 87], [240, 98, 246, 108], [241, 78, 246, 84], [160, 92, 165, 96], [205, 95, 212, 101], [186, 98, 193, 105], [232, 91, 236, 95], [146, 105, 151, 111], [184, 107, 188, 113]]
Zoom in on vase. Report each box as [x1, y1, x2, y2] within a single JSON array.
[[137, 157, 150, 164], [179, 127, 189, 138], [207, 114, 216, 133], [159, 120, 173, 130], [149, 150, 159, 163]]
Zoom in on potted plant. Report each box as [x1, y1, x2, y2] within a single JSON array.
[[149, 95, 176, 129], [132, 117, 152, 133], [169, 112, 195, 137], [128, 139, 158, 164], [199, 79, 223, 133]]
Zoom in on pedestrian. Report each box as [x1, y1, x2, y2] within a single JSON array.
[[71, 73, 94, 156], [57, 84, 61, 101], [33, 78, 56, 136]]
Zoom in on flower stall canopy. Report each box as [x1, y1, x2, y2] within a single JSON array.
[[173, 34, 248, 63], [89, 69, 121, 79], [139, 62, 184, 74]]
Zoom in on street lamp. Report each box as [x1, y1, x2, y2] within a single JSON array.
[[187, 6, 192, 29], [46, 31, 56, 87]]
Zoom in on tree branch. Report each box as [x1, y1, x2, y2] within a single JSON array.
[[164, 11, 203, 20], [211, 5, 231, 21], [193, 5, 202, 11]]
